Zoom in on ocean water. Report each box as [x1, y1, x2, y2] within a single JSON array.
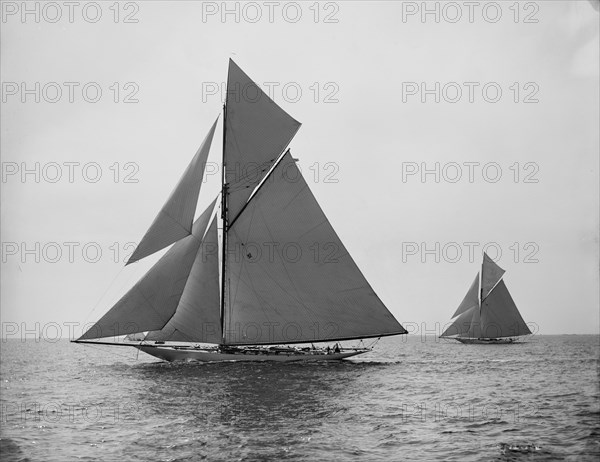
[[1, 335, 598, 461]]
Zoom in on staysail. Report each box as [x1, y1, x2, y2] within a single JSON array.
[[452, 273, 479, 318], [145, 215, 221, 343], [440, 305, 478, 337], [223, 152, 406, 345], [467, 304, 483, 338], [224, 59, 301, 222], [127, 118, 218, 264], [79, 201, 216, 340]]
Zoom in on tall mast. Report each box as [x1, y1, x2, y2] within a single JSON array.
[[220, 101, 228, 345], [480, 258, 483, 305]]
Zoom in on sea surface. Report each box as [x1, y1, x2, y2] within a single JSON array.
[[1, 335, 598, 461]]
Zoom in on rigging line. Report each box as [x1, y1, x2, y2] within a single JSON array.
[[482, 276, 505, 303], [366, 337, 381, 349], [81, 264, 128, 327], [228, 148, 292, 230], [226, 160, 276, 191], [224, 117, 300, 192]]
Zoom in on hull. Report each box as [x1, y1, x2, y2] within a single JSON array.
[[452, 337, 520, 345], [136, 345, 368, 362]]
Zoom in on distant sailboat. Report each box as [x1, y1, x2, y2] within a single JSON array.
[[72, 60, 407, 362], [440, 253, 531, 344]]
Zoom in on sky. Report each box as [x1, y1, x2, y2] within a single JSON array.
[[1, 0, 598, 339]]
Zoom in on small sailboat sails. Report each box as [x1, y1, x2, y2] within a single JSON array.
[[73, 60, 407, 362], [440, 253, 532, 344]]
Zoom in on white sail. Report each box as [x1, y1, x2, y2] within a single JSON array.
[[481, 252, 505, 300], [480, 280, 532, 338], [224, 59, 301, 221], [440, 305, 477, 337], [145, 215, 221, 343], [451, 273, 479, 318], [127, 118, 218, 264], [79, 201, 215, 340], [224, 152, 406, 345]]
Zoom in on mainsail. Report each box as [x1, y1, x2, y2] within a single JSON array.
[[480, 280, 531, 338], [440, 253, 531, 339], [224, 152, 406, 345]]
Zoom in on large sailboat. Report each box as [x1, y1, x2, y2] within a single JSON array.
[[73, 60, 407, 362], [440, 253, 532, 344]]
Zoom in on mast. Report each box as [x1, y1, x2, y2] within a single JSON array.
[[480, 257, 484, 304], [220, 101, 227, 345]]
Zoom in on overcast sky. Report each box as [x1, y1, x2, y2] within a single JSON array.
[[1, 1, 598, 339]]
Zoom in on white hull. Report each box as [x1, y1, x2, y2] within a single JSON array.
[[136, 345, 368, 362], [452, 337, 521, 345]]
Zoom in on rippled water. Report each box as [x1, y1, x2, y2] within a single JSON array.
[[1, 335, 598, 461]]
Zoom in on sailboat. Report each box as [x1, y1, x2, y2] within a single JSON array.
[[439, 253, 532, 344], [73, 60, 407, 362]]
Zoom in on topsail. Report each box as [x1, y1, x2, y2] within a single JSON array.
[[224, 59, 301, 221]]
